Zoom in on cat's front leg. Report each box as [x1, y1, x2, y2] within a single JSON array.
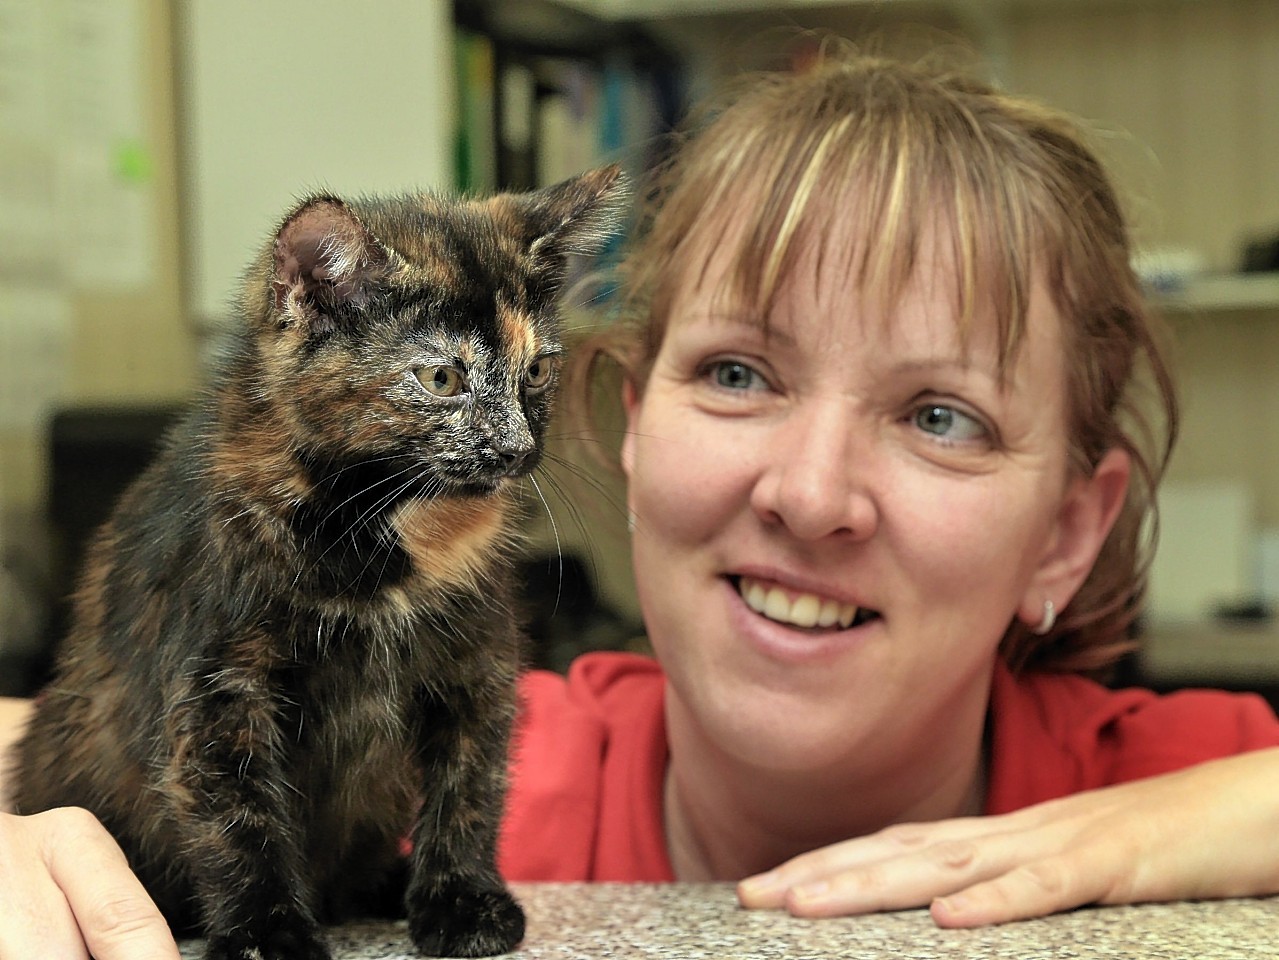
[[168, 682, 332, 960], [405, 675, 525, 958]]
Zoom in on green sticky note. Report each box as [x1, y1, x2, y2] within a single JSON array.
[[114, 140, 152, 183]]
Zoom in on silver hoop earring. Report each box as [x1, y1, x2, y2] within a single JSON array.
[[627, 509, 636, 534], [1032, 599, 1056, 635]]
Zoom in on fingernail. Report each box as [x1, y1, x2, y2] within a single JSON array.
[[791, 880, 830, 905], [739, 870, 781, 896], [933, 893, 967, 917]]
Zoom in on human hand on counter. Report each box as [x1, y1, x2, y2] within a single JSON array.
[[0, 807, 179, 960], [737, 747, 1279, 927]]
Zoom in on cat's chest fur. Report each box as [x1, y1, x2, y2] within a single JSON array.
[[293, 618, 419, 823], [280, 601, 494, 879]]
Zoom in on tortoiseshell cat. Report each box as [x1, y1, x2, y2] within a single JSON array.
[[12, 165, 626, 960]]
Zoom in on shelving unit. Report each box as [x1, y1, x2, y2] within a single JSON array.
[[1153, 273, 1279, 316], [452, 0, 1279, 690], [551, 0, 940, 19], [1140, 622, 1279, 709], [556, 0, 802, 17], [452, 2, 683, 194]]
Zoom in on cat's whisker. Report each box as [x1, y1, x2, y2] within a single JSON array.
[[313, 452, 406, 490], [540, 454, 630, 531], [313, 459, 420, 530], [344, 468, 443, 597], [292, 461, 424, 589], [531, 464, 611, 597], [331, 472, 421, 566], [281, 452, 414, 566], [526, 475, 563, 618], [218, 507, 258, 529]]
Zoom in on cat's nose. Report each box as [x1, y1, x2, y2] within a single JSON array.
[[494, 445, 534, 475]]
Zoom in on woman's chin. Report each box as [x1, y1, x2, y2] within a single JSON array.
[[692, 684, 883, 775]]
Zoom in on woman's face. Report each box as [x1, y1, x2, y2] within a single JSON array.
[[621, 225, 1128, 779]]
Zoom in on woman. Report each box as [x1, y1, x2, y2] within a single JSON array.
[[496, 46, 1279, 922], [3, 47, 1279, 959]]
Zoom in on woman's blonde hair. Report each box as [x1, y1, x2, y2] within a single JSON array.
[[568, 42, 1178, 674]]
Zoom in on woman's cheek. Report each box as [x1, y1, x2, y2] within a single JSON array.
[[652, 422, 762, 543]]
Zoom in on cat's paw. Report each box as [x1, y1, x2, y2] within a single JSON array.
[[202, 924, 333, 960], [408, 879, 525, 957]]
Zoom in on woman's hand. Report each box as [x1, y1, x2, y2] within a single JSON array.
[[737, 747, 1279, 927], [1, 697, 176, 957], [0, 808, 179, 960]]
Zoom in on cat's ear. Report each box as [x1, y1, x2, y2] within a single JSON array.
[[523, 164, 629, 261], [271, 196, 389, 333]]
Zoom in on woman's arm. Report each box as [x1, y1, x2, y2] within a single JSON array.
[[739, 747, 1279, 926], [0, 697, 179, 959]]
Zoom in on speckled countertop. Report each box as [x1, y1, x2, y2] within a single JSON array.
[[178, 883, 1279, 959]]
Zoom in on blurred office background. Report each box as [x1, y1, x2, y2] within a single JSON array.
[[2, 0, 1279, 696]]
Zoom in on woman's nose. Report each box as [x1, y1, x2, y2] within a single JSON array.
[[748, 399, 879, 542]]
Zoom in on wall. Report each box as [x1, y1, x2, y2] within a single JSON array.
[[0, 0, 197, 671], [1007, 0, 1279, 274], [1004, 0, 1279, 608], [8, 0, 1278, 642], [1, 0, 197, 514], [174, 0, 455, 328], [68, 0, 197, 405]]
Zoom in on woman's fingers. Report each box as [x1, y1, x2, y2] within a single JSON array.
[[741, 829, 1114, 923], [930, 846, 1120, 927], [751, 819, 1077, 918], [737, 813, 1031, 911], [45, 807, 180, 960], [739, 795, 1146, 922], [738, 816, 989, 909], [0, 808, 179, 960], [786, 836, 995, 917], [740, 748, 1279, 927], [737, 791, 1135, 919], [0, 809, 88, 960]]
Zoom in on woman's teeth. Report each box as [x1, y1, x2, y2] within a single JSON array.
[[739, 577, 864, 629]]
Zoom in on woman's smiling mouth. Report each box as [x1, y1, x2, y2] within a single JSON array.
[[735, 576, 880, 630]]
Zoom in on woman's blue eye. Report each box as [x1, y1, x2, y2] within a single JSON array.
[[914, 404, 986, 442], [711, 361, 761, 390]]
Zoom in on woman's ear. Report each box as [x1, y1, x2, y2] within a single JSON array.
[[620, 377, 641, 480], [1018, 448, 1131, 628]]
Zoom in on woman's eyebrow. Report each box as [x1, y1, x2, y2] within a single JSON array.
[[885, 355, 1001, 385], [682, 311, 798, 347]]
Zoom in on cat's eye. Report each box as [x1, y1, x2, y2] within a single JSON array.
[[415, 365, 466, 398], [524, 355, 558, 392]]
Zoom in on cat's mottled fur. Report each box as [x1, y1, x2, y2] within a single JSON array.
[[12, 166, 626, 960]]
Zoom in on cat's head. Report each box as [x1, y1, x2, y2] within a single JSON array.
[[239, 165, 627, 499]]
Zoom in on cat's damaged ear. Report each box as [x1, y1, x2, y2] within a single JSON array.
[[523, 164, 630, 263], [271, 196, 390, 334]]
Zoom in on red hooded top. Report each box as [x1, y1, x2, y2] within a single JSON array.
[[498, 652, 1279, 881]]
